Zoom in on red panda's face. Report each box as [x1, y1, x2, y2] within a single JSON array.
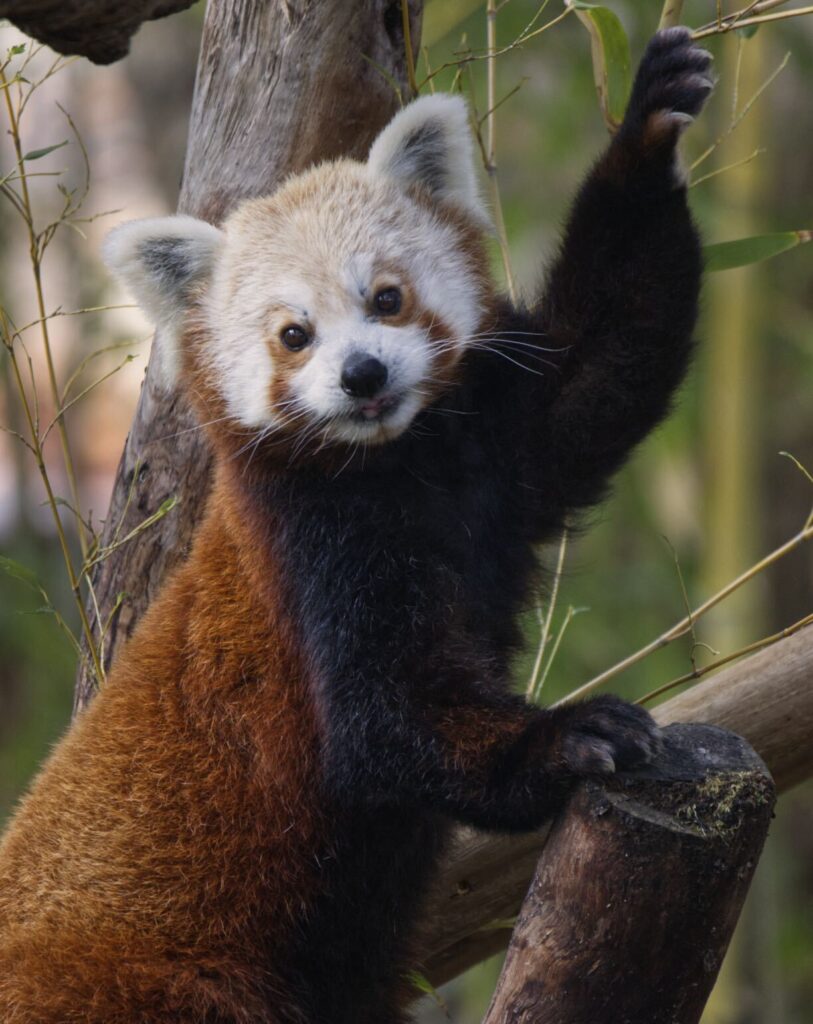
[[202, 166, 490, 447], [103, 94, 494, 451]]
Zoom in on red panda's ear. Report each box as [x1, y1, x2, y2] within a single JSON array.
[[367, 94, 489, 226], [102, 215, 223, 388]]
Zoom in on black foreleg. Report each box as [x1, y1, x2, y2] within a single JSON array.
[[495, 29, 714, 536]]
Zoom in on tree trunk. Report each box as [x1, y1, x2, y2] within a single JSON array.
[[74, 0, 423, 712], [482, 724, 775, 1024], [417, 624, 813, 986], [0, 0, 197, 64]]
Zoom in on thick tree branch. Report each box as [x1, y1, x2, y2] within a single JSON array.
[[483, 724, 774, 1024], [0, 0, 197, 64]]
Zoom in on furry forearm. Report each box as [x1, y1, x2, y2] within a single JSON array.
[[499, 29, 712, 531], [326, 690, 661, 833]]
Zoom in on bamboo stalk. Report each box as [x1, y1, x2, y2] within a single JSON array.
[[0, 64, 89, 558]]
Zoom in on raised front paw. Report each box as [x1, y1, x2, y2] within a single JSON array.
[[553, 695, 662, 776], [622, 27, 714, 149]]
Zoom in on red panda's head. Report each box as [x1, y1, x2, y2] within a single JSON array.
[[104, 95, 493, 451]]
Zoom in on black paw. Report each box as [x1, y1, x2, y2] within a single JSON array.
[[622, 27, 714, 144], [555, 695, 662, 776]]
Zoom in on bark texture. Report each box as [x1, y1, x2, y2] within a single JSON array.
[[74, 0, 423, 711], [0, 0, 196, 64], [481, 723, 775, 1024], [418, 624, 813, 985]]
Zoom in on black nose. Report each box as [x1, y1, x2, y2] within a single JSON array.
[[340, 354, 388, 398]]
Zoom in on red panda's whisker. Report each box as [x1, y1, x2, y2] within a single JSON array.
[[152, 414, 239, 444], [474, 337, 562, 354], [468, 345, 549, 378]]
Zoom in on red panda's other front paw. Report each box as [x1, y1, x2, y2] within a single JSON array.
[[621, 27, 715, 151], [552, 695, 662, 776]]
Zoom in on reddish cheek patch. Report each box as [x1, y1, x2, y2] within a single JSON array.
[[267, 340, 314, 428]]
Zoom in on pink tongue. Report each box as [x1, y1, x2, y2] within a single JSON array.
[[362, 405, 380, 420]]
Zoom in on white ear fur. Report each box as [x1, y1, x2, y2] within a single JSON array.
[[367, 94, 488, 224], [102, 215, 223, 386]]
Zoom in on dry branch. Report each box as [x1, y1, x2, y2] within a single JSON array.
[[418, 624, 813, 985], [74, 0, 424, 711], [0, 0, 196, 64], [482, 724, 774, 1024]]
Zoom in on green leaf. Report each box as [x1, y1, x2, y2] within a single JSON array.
[[704, 231, 812, 272], [9, 44, 26, 56], [568, 2, 631, 131], [0, 555, 42, 592], [155, 495, 179, 517], [405, 971, 449, 1016], [22, 140, 69, 162]]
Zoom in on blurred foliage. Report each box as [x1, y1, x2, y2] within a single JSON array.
[[0, 1, 811, 1022]]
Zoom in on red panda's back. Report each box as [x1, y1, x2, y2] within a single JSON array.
[[0, 496, 325, 1022]]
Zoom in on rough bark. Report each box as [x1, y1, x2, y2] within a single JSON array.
[[74, 0, 423, 712], [481, 724, 775, 1024], [0, 0, 196, 64], [418, 624, 813, 986]]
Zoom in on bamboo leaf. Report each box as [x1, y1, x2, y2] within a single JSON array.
[[22, 140, 68, 162], [406, 971, 450, 1016], [0, 555, 42, 592], [567, 1, 631, 131], [704, 231, 812, 271]]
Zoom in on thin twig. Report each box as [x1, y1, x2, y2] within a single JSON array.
[[691, 51, 790, 172], [694, 0, 795, 35], [693, 5, 813, 39], [527, 530, 568, 699], [535, 604, 588, 697], [637, 613, 813, 705], [559, 515, 813, 704], [691, 147, 766, 188], [417, 1, 571, 90], [0, 63, 89, 557], [400, 0, 419, 98], [0, 307, 105, 685], [484, 0, 517, 302]]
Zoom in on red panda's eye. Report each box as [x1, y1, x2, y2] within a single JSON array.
[[280, 325, 310, 352], [374, 287, 402, 316]]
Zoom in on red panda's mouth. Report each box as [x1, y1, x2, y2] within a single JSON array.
[[350, 393, 400, 423]]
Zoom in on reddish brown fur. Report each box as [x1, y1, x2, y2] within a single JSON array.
[[0, 467, 328, 1022]]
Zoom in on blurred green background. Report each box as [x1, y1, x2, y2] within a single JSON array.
[[0, 2, 811, 1021]]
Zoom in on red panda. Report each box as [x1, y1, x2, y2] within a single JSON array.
[[0, 29, 713, 1024]]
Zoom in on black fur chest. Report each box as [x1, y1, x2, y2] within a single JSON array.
[[258, 412, 538, 699]]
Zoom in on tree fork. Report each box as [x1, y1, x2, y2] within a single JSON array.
[[74, 0, 424, 711], [481, 724, 775, 1024]]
